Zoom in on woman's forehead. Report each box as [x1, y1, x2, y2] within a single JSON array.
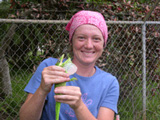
[[74, 24, 103, 36]]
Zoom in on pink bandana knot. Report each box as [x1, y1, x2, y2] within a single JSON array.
[[66, 10, 108, 46]]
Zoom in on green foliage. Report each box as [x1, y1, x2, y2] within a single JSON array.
[[0, 1, 10, 9], [0, 24, 10, 43], [86, 0, 104, 3], [0, 69, 32, 119], [4, 0, 158, 70], [0, 1, 12, 18], [16, 0, 38, 3], [126, 0, 154, 3], [118, 79, 160, 119]]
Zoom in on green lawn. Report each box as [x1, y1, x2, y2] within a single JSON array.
[[0, 69, 32, 120]]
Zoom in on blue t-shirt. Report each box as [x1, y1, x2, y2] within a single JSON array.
[[24, 57, 119, 120]]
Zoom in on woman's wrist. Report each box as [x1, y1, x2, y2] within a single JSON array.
[[37, 87, 48, 97], [73, 100, 85, 112]]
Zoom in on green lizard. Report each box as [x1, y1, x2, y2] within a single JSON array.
[[55, 54, 77, 120]]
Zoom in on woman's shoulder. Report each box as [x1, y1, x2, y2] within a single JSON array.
[[95, 66, 118, 82], [96, 66, 114, 76], [39, 57, 58, 67], [43, 57, 58, 62]]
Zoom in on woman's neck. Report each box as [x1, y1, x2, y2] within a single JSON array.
[[72, 59, 96, 77]]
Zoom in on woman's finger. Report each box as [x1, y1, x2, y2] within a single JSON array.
[[54, 86, 81, 96], [43, 66, 69, 77]]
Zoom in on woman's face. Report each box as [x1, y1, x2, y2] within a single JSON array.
[[72, 24, 104, 66]]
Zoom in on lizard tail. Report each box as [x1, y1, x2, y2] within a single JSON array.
[[55, 102, 61, 120]]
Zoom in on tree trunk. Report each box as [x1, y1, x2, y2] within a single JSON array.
[[0, 57, 12, 97], [0, 24, 17, 98]]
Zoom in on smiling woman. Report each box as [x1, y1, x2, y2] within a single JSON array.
[[19, 10, 120, 120], [72, 24, 104, 70]]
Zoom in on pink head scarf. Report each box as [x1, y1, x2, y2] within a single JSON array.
[[66, 10, 108, 46]]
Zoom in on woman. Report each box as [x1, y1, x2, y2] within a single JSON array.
[[19, 10, 119, 120]]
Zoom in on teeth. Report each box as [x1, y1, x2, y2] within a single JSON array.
[[85, 52, 92, 54], [83, 52, 93, 55]]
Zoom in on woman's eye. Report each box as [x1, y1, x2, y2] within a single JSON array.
[[78, 36, 85, 40], [93, 38, 101, 41]]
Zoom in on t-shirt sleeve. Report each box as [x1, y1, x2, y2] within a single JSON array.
[[101, 77, 120, 114], [24, 58, 58, 94]]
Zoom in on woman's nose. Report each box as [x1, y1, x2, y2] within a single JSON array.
[[84, 39, 93, 49]]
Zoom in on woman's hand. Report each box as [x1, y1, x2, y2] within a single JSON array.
[[54, 86, 82, 110], [39, 65, 70, 95]]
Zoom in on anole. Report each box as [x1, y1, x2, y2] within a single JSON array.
[[55, 54, 77, 120]]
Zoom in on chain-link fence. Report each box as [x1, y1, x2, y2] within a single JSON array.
[[0, 19, 160, 120]]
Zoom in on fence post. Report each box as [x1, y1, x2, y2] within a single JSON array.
[[142, 22, 146, 120]]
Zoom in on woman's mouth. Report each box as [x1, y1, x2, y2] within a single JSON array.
[[82, 51, 95, 56]]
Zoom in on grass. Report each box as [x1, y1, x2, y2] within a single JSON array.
[[118, 80, 160, 120], [0, 69, 32, 120]]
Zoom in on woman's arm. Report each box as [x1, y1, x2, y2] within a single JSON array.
[[19, 88, 47, 120], [19, 65, 70, 120], [97, 107, 115, 120], [74, 101, 114, 120]]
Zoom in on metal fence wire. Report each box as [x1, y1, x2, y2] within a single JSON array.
[[0, 19, 160, 120]]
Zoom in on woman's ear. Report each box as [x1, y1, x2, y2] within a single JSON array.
[[70, 38, 73, 46], [67, 40, 73, 57], [70, 40, 72, 45]]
